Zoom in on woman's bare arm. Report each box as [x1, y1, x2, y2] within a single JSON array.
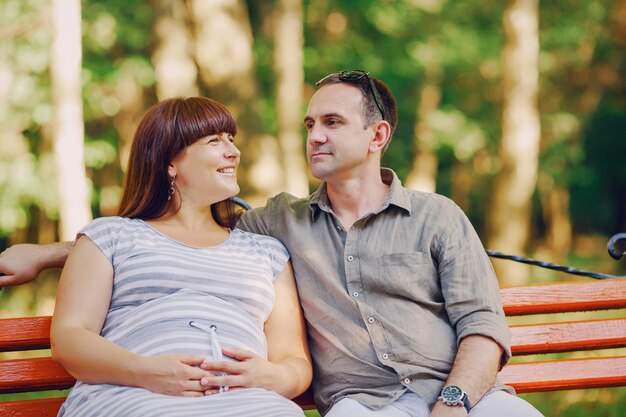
[[51, 236, 212, 396]]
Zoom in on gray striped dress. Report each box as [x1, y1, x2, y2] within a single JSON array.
[[57, 216, 304, 417]]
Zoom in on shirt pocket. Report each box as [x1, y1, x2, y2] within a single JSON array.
[[377, 252, 437, 300]]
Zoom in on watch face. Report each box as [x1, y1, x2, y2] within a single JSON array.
[[442, 386, 463, 402]]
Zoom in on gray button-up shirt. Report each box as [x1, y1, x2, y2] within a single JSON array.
[[237, 169, 511, 415]]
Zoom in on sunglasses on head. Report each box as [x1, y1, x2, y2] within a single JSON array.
[[316, 70, 387, 121]]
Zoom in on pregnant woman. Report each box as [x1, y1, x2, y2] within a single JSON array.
[[50, 97, 311, 417]]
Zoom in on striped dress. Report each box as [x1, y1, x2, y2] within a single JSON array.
[[57, 216, 304, 417]]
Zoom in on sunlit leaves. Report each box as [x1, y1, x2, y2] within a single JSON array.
[[85, 12, 118, 52], [84, 140, 117, 169], [0, 0, 53, 235]]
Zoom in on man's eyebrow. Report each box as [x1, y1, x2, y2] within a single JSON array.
[[303, 112, 344, 123]]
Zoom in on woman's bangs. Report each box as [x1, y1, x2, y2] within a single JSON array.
[[178, 98, 237, 145]]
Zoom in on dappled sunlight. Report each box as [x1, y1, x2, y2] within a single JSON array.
[[191, 0, 254, 89], [246, 134, 285, 205], [87, 13, 117, 50], [152, 0, 198, 99], [0, 270, 59, 318], [1, 1, 625, 414], [99, 185, 122, 215], [325, 12, 347, 35]]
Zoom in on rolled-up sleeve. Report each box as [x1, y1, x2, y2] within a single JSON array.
[[436, 201, 511, 368]]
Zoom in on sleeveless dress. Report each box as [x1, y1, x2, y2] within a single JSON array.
[[57, 216, 304, 417]]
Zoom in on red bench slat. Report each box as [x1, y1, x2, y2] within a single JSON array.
[[0, 316, 52, 352], [500, 280, 626, 315], [0, 358, 75, 394], [510, 317, 626, 355], [498, 356, 626, 393], [0, 397, 66, 417]]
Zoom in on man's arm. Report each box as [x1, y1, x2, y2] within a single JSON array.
[[432, 201, 511, 415], [0, 242, 72, 287], [430, 335, 502, 416], [236, 205, 272, 235]]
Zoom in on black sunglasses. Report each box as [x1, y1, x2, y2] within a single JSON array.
[[316, 70, 387, 121]]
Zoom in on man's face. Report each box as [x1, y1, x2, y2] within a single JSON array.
[[303, 83, 374, 182]]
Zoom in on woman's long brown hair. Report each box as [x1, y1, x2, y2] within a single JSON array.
[[117, 97, 243, 228]]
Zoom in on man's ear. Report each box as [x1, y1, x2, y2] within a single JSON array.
[[369, 120, 391, 153]]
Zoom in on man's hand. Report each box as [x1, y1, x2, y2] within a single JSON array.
[[199, 347, 285, 395], [0, 242, 72, 288], [0, 244, 48, 287]]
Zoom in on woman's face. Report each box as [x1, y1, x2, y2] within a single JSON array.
[[169, 132, 241, 207]]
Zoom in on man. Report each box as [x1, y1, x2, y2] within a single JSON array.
[[0, 71, 543, 417]]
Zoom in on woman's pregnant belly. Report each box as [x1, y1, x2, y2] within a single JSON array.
[[100, 289, 268, 359]]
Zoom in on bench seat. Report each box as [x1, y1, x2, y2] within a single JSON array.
[[2, 279, 626, 414]]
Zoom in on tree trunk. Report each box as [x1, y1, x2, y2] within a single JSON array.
[[487, 0, 541, 285], [109, 0, 195, 175], [405, 40, 442, 193], [188, 0, 283, 204], [112, 70, 146, 176], [152, 0, 199, 99], [273, 0, 308, 197], [538, 175, 572, 262], [451, 161, 472, 213], [50, 0, 91, 241]]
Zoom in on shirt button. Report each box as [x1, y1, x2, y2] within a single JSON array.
[[353, 291, 359, 298], [367, 317, 375, 324], [404, 378, 411, 384], [381, 353, 389, 360], [347, 255, 354, 262]]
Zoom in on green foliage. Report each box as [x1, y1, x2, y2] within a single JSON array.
[[80, 1, 155, 218], [0, 0, 622, 241], [0, 0, 156, 237], [522, 387, 626, 417], [571, 92, 626, 233], [0, 0, 56, 234], [302, 0, 506, 226], [539, 0, 625, 234]]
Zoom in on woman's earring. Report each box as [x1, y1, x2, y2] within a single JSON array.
[[167, 176, 175, 201]]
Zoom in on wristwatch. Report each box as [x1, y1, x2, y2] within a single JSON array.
[[437, 385, 471, 413]]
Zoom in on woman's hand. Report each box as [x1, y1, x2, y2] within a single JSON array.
[[137, 354, 218, 397], [201, 262, 312, 398], [199, 347, 287, 395]]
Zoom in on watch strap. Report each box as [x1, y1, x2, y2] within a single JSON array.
[[460, 392, 471, 413]]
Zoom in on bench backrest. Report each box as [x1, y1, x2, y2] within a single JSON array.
[[1, 279, 626, 414]]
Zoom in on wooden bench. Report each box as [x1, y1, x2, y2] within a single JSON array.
[[2, 278, 626, 415]]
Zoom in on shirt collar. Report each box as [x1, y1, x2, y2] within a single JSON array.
[[309, 168, 412, 221]]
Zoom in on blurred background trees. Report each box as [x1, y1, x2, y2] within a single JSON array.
[[2, 0, 625, 289], [1, 0, 625, 283], [1, 0, 625, 411]]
